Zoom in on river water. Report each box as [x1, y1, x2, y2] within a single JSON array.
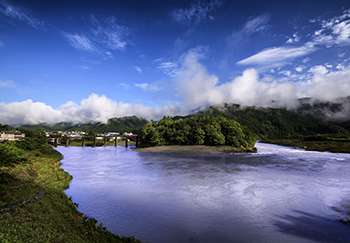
[[56, 142, 350, 243]]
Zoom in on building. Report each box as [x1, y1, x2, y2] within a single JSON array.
[[0, 131, 25, 142], [106, 132, 119, 136]]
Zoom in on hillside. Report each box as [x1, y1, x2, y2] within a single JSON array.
[[18, 116, 149, 134], [295, 96, 350, 131], [175, 103, 350, 139]]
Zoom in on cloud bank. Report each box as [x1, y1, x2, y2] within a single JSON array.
[[2, 48, 350, 126], [0, 94, 188, 126]]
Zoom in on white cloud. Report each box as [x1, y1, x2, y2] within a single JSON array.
[[238, 9, 350, 71], [156, 61, 178, 77], [336, 64, 345, 70], [104, 51, 114, 60], [89, 14, 131, 51], [63, 14, 131, 54], [175, 48, 298, 108], [0, 79, 15, 88], [295, 66, 304, 72], [286, 33, 300, 44], [237, 45, 315, 69], [0, 41, 4, 47], [226, 14, 270, 47], [133, 66, 142, 74], [175, 48, 350, 109], [169, 0, 222, 25], [308, 65, 329, 75], [116, 83, 130, 90], [63, 33, 98, 53], [0, 100, 62, 125], [135, 83, 161, 92], [0, 94, 189, 125], [0, 1, 46, 29], [304, 67, 350, 100]]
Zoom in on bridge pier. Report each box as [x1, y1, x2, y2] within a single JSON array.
[[82, 137, 85, 147], [115, 137, 118, 147], [125, 138, 128, 148], [65, 138, 69, 147], [54, 137, 58, 147], [104, 137, 107, 147], [92, 137, 96, 147]]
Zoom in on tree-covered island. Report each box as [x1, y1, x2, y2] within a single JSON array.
[[137, 115, 257, 152]]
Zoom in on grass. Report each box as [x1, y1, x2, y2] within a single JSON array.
[[260, 138, 350, 153], [0, 146, 142, 243]]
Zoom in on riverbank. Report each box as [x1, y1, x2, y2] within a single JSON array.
[[0, 144, 141, 243], [261, 139, 350, 153], [132, 145, 257, 154]]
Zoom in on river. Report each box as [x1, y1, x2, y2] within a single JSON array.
[[56, 142, 350, 243]]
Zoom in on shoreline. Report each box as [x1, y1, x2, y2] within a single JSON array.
[[260, 139, 350, 153], [132, 145, 257, 154]]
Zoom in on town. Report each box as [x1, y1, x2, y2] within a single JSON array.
[[0, 130, 138, 147]]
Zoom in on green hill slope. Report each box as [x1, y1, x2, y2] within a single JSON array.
[[17, 116, 149, 134], [175, 103, 350, 139]]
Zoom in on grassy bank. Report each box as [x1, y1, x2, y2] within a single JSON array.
[[260, 138, 350, 153], [0, 143, 141, 243]]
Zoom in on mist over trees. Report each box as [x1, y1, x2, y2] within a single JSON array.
[[182, 103, 350, 139], [138, 115, 256, 148]]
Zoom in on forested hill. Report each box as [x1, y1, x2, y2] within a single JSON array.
[[18, 116, 149, 134], [174, 104, 350, 139], [294, 96, 350, 131]]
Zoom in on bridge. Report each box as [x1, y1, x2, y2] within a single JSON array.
[[49, 134, 138, 148]]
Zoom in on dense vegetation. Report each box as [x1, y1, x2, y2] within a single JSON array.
[[18, 116, 148, 134], [138, 115, 256, 148], [295, 96, 350, 131], [178, 103, 350, 139], [0, 127, 141, 242]]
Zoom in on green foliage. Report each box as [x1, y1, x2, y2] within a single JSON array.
[[138, 115, 256, 148], [16, 129, 47, 151], [0, 124, 15, 131], [0, 142, 28, 167], [183, 104, 350, 140]]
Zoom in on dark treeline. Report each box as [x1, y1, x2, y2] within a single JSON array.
[[138, 115, 256, 148]]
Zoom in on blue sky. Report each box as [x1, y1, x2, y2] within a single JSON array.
[[1, 0, 350, 125]]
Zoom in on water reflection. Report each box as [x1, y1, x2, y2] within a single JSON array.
[[274, 210, 350, 243], [56, 143, 350, 243]]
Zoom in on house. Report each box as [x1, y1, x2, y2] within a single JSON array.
[[0, 131, 25, 142], [123, 132, 133, 137], [106, 132, 119, 136]]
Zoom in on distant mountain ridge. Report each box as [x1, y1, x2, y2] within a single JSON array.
[[18, 116, 149, 134]]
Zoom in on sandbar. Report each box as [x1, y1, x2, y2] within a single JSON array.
[[132, 145, 257, 154]]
